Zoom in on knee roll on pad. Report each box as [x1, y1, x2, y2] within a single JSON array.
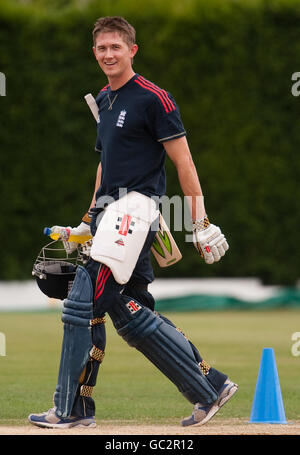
[[54, 266, 93, 418], [108, 301, 218, 405], [123, 283, 155, 312], [61, 265, 93, 326]]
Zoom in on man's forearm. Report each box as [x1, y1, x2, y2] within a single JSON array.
[[89, 162, 102, 211], [163, 137, 206, 220], [175, 154, 206, 220]]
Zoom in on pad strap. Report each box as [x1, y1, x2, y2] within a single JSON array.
[[90, 316, 106, 326], [80, 385, 94, 397], [89, 346, 105, 362]]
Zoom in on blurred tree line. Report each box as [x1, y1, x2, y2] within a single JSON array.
[[0, 0, 299, 284]]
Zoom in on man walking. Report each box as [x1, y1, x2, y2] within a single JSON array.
[[29, 16, 237, 429]]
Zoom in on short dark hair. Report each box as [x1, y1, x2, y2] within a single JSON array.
[[93, 16, 136, 47]]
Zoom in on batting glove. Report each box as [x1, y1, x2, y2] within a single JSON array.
[[192, 216, 229, 264], [51, 212, 92, 254]]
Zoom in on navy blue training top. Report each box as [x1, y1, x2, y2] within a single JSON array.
[[94, 73, 186, 206]]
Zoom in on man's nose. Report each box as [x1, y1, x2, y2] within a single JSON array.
[[104, 48, 113, 59]]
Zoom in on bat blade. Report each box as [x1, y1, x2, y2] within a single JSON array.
[[151, 214, 182, 267]]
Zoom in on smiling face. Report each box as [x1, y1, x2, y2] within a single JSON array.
[[93, 31, 138, 89]]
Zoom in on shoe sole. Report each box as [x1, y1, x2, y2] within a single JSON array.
[[185, 382, 238, 427], [28, 417, 97, 429]]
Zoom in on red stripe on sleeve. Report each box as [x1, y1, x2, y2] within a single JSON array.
[[134, 78, 171, 114], [138, 76, 175, 112], [99, 84, 109, 93]]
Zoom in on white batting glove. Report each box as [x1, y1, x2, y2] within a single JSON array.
[[49, 225, 76, 254], [69, 221, 91, 237], [192, 216, 229, 264], [51, 212, 92, 254]]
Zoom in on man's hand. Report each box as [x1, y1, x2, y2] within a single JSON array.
[[192, 216, 229, 264], [51, 212, 92, 254], [69, 221, 91, 237]]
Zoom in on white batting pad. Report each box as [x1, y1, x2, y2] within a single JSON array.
[[91, 191, 159, 284]]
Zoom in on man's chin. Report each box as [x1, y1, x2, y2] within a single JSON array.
[[102, 65, 119, 77]]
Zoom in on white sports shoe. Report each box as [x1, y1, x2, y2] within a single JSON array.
[[181, 379, 238, 427], [28, 407, 96, 429]]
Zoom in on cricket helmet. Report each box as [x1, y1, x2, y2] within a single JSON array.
[[32, 240, 82, 300]]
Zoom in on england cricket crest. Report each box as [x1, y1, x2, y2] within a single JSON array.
[[126, 300, 141, 314]]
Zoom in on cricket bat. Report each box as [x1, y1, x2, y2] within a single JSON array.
[[150, 213, 182, 267], [84, 93, 182, 267]]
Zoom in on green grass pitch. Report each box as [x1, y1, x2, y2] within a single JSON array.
[[0, 309, 299, 425]]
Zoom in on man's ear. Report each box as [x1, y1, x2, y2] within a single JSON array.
[[130, 44, 139, 58]]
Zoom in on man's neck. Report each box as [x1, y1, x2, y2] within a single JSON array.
[[108, 69, 136, 91]]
